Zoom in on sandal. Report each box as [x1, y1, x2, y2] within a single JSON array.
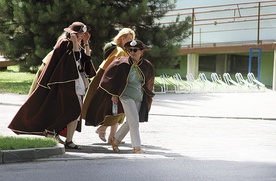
[[132, 147, 145, 154], [64, 141, 79, 149], [44, 130, 65, 144], [44, 130, 56, 138], [55, 135, 65, 145], [110, 138, 120, 153], [95, 130, 107, 142]]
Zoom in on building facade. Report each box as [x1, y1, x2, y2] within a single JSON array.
[[156, 0, 276, 90]]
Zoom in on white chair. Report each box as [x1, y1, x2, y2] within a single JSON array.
[[247, 72, 266, 91]]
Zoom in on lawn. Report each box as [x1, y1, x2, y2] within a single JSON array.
[[0, 136, 57, 150], [0, 66, 35, 94]]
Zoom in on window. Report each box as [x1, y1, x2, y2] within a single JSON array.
[[199, 55, 216, 72], [229, 54, 257, 74]]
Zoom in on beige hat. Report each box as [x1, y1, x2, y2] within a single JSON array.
[[64, 22, 91, 33]]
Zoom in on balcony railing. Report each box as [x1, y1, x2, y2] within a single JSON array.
[[157, 0, 276, 48]]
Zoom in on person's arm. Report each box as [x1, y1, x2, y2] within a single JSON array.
[[70, 33, 79, 52], [69, 33, 81, 60], [83, 32, 91, 56]]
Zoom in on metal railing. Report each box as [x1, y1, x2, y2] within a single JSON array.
[[157, 0, 276, 48]]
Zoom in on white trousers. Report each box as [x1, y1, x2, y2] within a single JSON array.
[[115, 99, 141, 148]]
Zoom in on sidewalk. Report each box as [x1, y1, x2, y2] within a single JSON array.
[[151, 90, 276, 120], [1, 91, 276, 163], [2, 90, 276, 119]]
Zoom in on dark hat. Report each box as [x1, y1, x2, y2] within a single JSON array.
[[124, 40, 146, 50], [64, 22, 91, 33]]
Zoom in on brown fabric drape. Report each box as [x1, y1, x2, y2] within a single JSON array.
[[8, 39, 96, 135]]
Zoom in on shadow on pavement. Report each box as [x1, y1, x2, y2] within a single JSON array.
[[61, 142, 184, 158]]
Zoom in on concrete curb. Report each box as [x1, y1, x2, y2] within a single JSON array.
[[0, 144, 65, 164], [0, 102, 22, 107]]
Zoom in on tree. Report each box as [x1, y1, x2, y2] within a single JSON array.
[[0, 0, 191, 72]]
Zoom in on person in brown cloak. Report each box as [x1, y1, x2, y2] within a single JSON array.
[[82, 28, 135, 143], [85, 40, 155, 153], [8, 22, 96, 149]]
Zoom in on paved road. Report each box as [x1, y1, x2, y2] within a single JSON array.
[[1, 91, 276, 180]]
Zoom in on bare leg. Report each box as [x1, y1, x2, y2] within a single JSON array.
[[66, 120, 78, 147], [108, 123, 119, 143]]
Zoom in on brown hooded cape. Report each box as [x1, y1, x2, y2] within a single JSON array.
[[8, 39, 95, 135], [84, 56, 155, 127]]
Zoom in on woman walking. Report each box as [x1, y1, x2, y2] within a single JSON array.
[[82, 28, 135, 143], [8, 22, 96, 149], [88, 39, 155, 153]]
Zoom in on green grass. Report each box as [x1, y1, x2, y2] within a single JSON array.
[[0, 135, 58, 150], [0, 66, 35, 94]]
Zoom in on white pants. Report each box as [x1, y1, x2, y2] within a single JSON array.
[[115, 99, 141, 148]]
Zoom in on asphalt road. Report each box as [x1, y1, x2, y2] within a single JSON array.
[[1, 92, 276, 180], [1, 157, 275, 181]]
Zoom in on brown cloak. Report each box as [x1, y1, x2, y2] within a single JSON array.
[[82, 45, 128, 119], [84, 56, 155, 127], [8, 39, 96, 135]]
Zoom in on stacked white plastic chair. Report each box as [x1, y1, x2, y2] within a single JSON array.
[[173, 73, 191, 93], [153, 72, 267, 94], [223, 73, 244, 92], [160, 74, 178, 93], [153, 78, 165, 93], [235, 72, 258, 91], [210, 73, 229, 92], [198, 73, 217, 92], [247, 72, 266, 91], [186, 73, 204, 93]]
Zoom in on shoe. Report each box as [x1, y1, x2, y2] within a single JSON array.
[[110, 138, 120, 153], [55, 135, 65, 144], [132, 147, 145, 154], [44, 130, 56, 138], [64, 140, 79, 149], [44, 130, 65, 144], [95, 130, 106, 142]]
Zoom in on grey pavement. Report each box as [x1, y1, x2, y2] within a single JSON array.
[[1, 90, 276, 164]]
